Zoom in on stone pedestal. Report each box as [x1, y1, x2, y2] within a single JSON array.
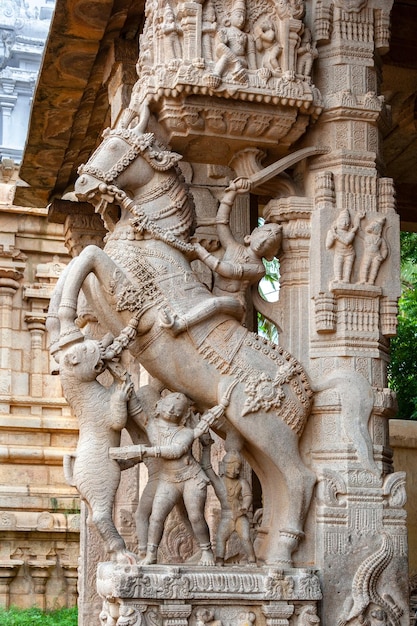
[[96, 564, 321, 626]]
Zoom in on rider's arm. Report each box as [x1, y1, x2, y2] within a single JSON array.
[[216, 178, 251, 249], [194, 243, 244, 279]]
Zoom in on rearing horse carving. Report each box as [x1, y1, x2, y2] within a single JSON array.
[[49, 109, 321, 566]]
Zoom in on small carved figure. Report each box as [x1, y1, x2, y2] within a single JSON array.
[[238, 612, 256, 626], [211, 0, 256, 85], [205, 447, 256, 565], [113, 392, 225, 565], [100, 599, 118, 626], [195, 178, 282, 314], [195, 608, 222, 626], [254, 18, 282, 77], [60, 337, 136, 564], [359, 216, 388, 285], [297, 605, 320, 625], [326, 208, 364, 283], [117, 605, 143, 626], [202, 2, 217, 62], [162, 4, 181, 61], [277, 0, 305, 19], [296, 27, 318, 77]]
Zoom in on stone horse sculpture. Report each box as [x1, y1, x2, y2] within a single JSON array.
[[47, 109, 367, 566]]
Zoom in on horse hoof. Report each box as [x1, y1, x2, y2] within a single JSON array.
[[116, 550, 138, 565]]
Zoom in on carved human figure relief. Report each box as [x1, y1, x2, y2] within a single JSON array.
[[210, 0, 256, 86], [358, 216, 388, 285], [202, 2, 217, 62], [296, 27, 318, 78], [100, 599, 118, 626], [253, 18, 282, 78], [111, 391, 226, 565], [195, 608, 222, 626], [194, 178, 282, 318], [162, 4, 182, 62], [326, 208, 364, 283], [201, 439, 256, 565]]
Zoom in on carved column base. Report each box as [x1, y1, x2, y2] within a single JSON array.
[[28, 560, 54, 611], [0, 560, 24, 609], [61, 563, 79, 607]]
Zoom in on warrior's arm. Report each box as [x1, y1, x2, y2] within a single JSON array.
[[194, 243, 243, 278], [216, 178, 251, 249], [240, 478, 253, 513], [195, 243, 263, 282], [200, 434, 229, 508]]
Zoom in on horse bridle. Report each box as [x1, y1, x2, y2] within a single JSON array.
[[78, 128, 155, 184]]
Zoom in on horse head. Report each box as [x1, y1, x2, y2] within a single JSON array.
[[75, 113, 183, 208]]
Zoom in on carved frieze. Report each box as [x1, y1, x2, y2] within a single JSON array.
[[97, 563, 322, 602], [129, 0, 322, 158]]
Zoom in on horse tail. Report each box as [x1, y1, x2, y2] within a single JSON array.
[[313, 369, 379, 476]]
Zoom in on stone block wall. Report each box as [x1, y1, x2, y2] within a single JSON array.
[[0, 171, 79, 611]]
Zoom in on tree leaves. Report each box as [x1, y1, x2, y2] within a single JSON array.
[[388, 232, 417, 419]]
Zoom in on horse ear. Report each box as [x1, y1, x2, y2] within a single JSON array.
[[146, 149, 183, 172]]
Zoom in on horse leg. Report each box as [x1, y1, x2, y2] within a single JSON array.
[[259, 446, 315, 565], [227, 406, 315, 565], [46, 258, 78, 353], [58, 245, 122, 342]]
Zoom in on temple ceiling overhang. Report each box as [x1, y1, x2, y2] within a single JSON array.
[[13, 0, 417, 231]]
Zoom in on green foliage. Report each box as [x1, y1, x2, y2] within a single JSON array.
[[257, 311, 279, 343], [257, 257, 280, 344], [388, 231, 417, 419], [0, 606, 78, 625]]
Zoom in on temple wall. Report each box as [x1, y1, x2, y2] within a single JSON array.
[[0, 173, 79, 611]]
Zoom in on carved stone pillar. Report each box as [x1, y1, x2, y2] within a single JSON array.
[[23, 257, 67, 396], [0, 252, 25, 403], [61, 563, 78, 607], [177, 2, 203, 65], [24, 313, 46, 397], [160, 603, 192, 626], [0, 96, 17, 146], [28, 560, 55, 610], [0, 560, 23, 609], [48, 199, 107, 257], [263, 197, 313, 362], [261, 603, 294, 626]]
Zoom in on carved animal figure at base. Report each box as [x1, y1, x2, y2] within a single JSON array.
[[60, 337, 137, 564]]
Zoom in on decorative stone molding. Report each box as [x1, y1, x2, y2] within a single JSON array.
[[97, 564, 321, 602], [96, 564, 321, 626]]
